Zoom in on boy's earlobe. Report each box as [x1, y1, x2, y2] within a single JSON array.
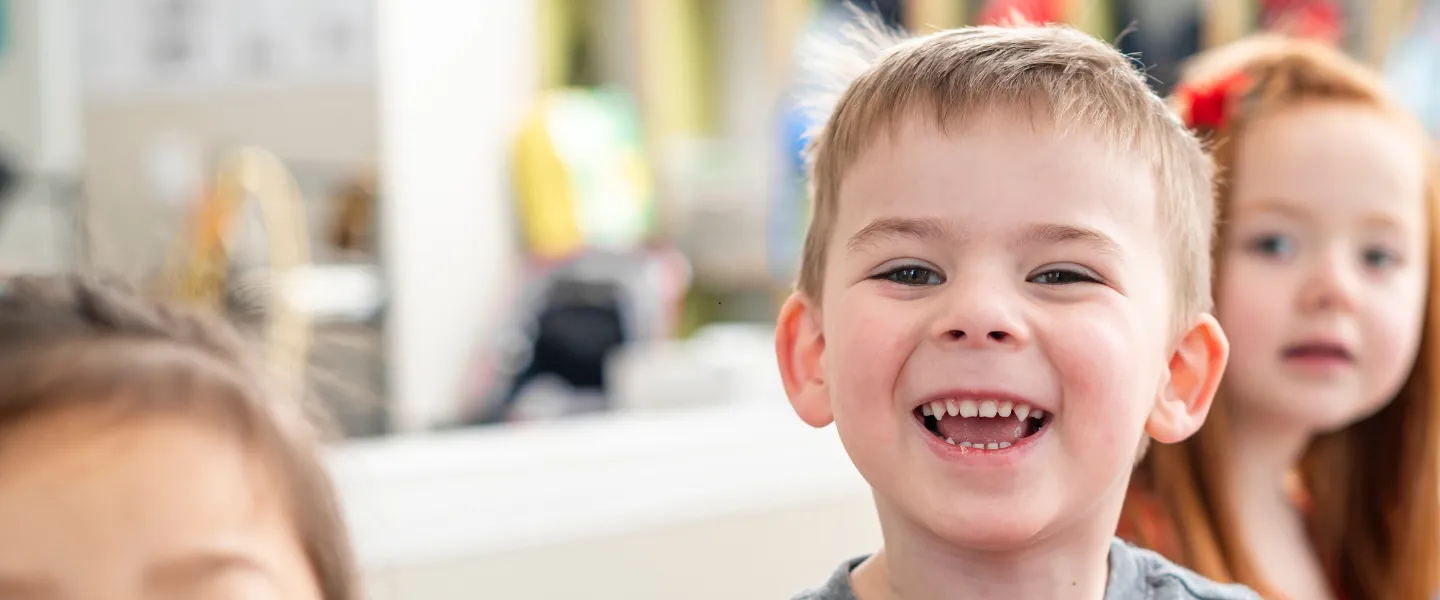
[[775, 292, 834, 428], [1146, 313, 1229, 444]]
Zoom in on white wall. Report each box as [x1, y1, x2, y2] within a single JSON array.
[[0, 0, 42, 159], [0, 0, 47, 270], [0, 0, 383, 275], [11, 0, 532, 431], [0, 0, 40, 161], [375, 0, 536, 432], [34, 0, 82, 175], [0, 0, 84, 272]]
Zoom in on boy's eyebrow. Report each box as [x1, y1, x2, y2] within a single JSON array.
[[846, 219, 1123, 256], [846, 216, 955, 252], [1019, 223, 1124, 256]]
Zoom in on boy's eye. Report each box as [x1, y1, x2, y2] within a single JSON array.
[[878, 266, 944, 286], [1248, 233, 1294, 257], [1028, 269, 1097, 285]]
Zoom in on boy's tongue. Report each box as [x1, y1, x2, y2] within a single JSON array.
[[936, 417, 1026, 444]]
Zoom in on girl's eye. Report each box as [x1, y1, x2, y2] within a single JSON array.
[[877, 266, 944, 286], [1363, 247, 1401, 269], [1028, 269, 1098, 285], [1248, 233, 1294, 257]]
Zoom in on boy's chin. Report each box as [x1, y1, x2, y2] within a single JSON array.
[[916, 499, 1059, 551]]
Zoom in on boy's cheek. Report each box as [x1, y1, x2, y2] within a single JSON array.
[[826, 307, 928, 438], [829, 324, 911, 409], [1045, 320, 1164, 453], [827, 302, 926, 375]]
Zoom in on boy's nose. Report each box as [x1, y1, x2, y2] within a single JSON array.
[[943, 329, 1015, 344], [932, 297, 1028, 349]]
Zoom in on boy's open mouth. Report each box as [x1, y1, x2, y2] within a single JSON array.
[[914, 399, 1049, 449]]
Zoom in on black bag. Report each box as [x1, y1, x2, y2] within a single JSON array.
[[528, 278, 627, 390], [475, 276, 629, 424]]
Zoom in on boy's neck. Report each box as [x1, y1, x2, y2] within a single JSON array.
[[852, 495, 1117, 600]]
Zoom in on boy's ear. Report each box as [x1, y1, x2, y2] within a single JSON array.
[[775, 292, 833, 428], [1146, 313, 1229, 444]]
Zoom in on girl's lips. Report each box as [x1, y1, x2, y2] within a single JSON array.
[[1281, 341, 1355, 375]]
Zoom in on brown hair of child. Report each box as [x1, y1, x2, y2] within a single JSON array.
[[1124, 36, 1440, 600], [0, 274, 359, 600]]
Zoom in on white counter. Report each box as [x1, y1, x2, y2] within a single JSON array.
[[328, 402, 880, 600]]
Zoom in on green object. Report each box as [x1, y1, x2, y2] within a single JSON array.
[[513, 87, 657, 258], [545, 88, 656, 248]]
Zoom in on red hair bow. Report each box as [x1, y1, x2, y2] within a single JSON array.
[[1174, 71, 1252, 130]]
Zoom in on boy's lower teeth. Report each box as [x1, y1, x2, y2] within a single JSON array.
[[947, 439, 1012, 449]]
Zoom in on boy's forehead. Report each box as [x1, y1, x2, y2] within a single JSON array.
[[833, 113, 1160, 234]]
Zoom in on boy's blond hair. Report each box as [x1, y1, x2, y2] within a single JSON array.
[[796, 18, 1215, 324]]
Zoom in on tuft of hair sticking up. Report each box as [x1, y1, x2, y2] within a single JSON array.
[[792, 6, 914, 172]]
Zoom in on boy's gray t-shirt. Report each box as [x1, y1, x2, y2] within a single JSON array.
[[792, 538, 1260, 600]]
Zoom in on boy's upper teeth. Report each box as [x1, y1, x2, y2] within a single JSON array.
[[921, 399, 1045, 421]]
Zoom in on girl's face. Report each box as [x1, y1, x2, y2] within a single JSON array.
[[0, 409, 322, 600], [1219, 103, 1431, 435]]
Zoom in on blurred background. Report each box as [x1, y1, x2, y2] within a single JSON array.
[[0, 0, 1435, 598]]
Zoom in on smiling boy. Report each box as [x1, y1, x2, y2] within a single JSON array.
[[776, 20, 1257, 600]]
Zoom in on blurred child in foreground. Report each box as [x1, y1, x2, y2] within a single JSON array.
[[0, 274, 359, 600]]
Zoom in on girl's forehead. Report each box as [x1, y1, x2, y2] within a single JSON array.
[[1239, 102, 1430, 169], [0, 410, 318, 599], [0, 409, 273, 527], [1233, 104, 1431, 223]]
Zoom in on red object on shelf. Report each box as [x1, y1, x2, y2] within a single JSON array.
[[977, 0, 1066, 26], [1261, 0, 1344, 44]]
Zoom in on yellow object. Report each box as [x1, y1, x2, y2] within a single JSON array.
[[1367, 0, 1422, 66], [1205, 0, 1258, 49], [539, 0, 570, 90], [164, 146, 313, 391], [511, 89, 656, 258], [767, 0, 819, 89], [1065, 0, 1113, 40], [636, 0, 717, 141], [906, 0, 968, 32], [512, 99, 584, 259]]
